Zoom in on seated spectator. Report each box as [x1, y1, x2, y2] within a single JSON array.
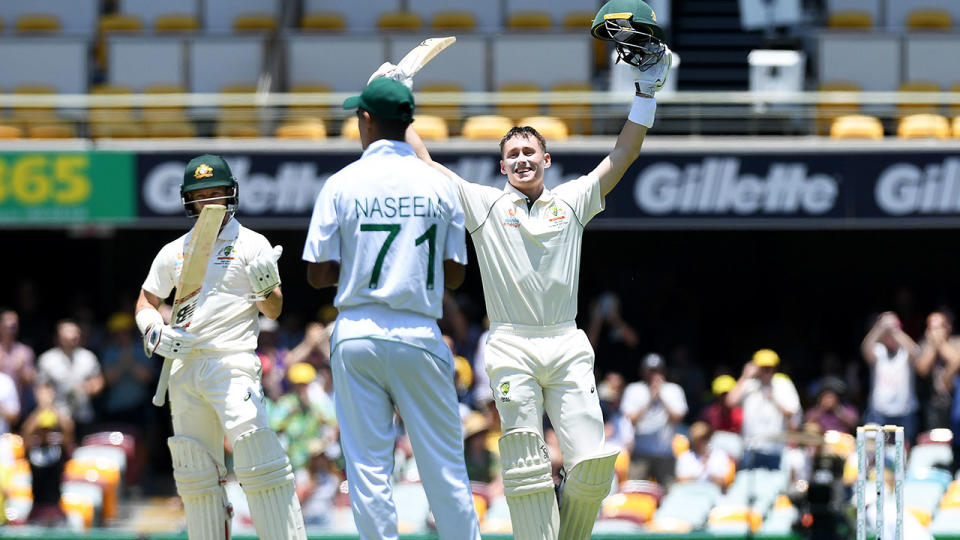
[[99, 312, 153, 426], [268, 362, 337, 471], [296, 439, 342, 528], [727, 349, 801, 470], [0, 370, 18, 435], [0, 309, 35, 415], [675, 421, 733, 488], [599, 371, 634, 452], [21, 381, 74, 526], [700, 374, 743, 434], [36, 319, 103, 437], [621, 353, 688, 485], [804, 376, 858, 434], [862, 311, 919, 442]]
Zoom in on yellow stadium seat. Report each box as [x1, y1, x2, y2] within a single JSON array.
[[0, 125, 21, 139], [301, 11, 346, 31], [507, 11, 552, 29], [215, 123, 260, 138], [941, 487, 960, 508], [12, 85, 61, 126], [60, 492, 95, 530], [99, 13, 142, 32], [144, 121, 197, 138], [601, 492, 657, 524], [341, 116, 360, 139], [954, 116, 960, 138], [907, 9, 951, 30], [815, 81, 862, 134], [219, 83, 258, 124], [827, 11, 873, 29], [142, 84, 189, 124], [234, 13, 277, 32], [90, 122, 145, 139], [417, 82, 463, 133], [28, 124, 74, 138], [287, 83, 332, 124], [519, 116, 568, 140], [16, 14, 60, 33], [63, 458, 120, 520], [563, 10, 595, 29], [1, 434, 24, 459], [377, 11, 422, 31], [898, 113, 950, 139], [496, 82, 541, 122], [708, 504, 762, 533], [412, 114, 448, 141], [155, 13, 199, 33], [830, 115, 883, 139], [274, 121, 327, 139], [461, 115, 514, 139], [431, 11, 476, 30], [908, 506, 933, 527], [549, 81, 593, 135], [898, 81, 941, 116]]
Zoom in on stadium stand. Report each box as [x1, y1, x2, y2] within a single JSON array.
[[303, 0, 399, 32], [826, 0, 881, 27], [829, 114, 884, 139], [409, 0, 500, 32], [202, 0, 280, 34]]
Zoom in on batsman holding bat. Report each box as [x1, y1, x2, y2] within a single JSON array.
[[399, 2, 671, 539], [135, 155, 306, 540]]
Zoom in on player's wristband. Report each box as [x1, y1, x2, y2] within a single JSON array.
[[628, 95, 656, 128], [135, 308, 164, 335]]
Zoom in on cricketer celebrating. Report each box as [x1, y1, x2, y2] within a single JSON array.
[[303, 78, 481, 540], [135, 155, 306, 540], [392, 1, 672, 538]]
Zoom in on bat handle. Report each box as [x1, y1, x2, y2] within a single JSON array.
[[152, 357, 173, 407]]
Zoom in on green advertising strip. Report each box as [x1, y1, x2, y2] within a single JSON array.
[[0, 152, 134, 224]]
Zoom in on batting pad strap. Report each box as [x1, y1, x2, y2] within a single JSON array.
[[232, 428, 306, 540], [136, 308, 164, 335], [627, 95, 656, 128], [499, 429, 560, 540], [558, 448, 619, 540]]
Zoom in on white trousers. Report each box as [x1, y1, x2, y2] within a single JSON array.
[[169, 351, 269, 465], [485, 323, 606, 471], [332, 337, 480, 540]]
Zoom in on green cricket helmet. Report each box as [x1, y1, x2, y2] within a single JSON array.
[[180, 154, 239, 218], [591, 0, 666, 71]]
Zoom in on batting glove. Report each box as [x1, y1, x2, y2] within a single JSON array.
[[246, 245, 283, 298], [633, 45, 672, 97], [367, 61, 414, 90], [144, 324, 195, 358]]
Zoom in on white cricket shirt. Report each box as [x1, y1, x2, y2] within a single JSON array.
[[303, 139, 467, 330], [142, 218, 273, 352], [452, 173, 604, 326]]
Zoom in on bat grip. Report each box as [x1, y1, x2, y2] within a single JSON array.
[[152, 357, 173, 407]]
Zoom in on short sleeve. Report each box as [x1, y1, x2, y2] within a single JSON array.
[[443, 183, 468, 264], [620, 383, 650, 416], [661, 384, 689, 416], [553, 174, 605, 226], [141, 242, 177, 299], [303, 178, 341, 264], [449, 172, 500, 233], [774, 376, 801, 415]]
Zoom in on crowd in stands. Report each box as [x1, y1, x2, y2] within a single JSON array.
[[4, 288, 960, 533]]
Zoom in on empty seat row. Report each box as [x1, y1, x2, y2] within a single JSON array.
[[818, 33, 960, 91], [826, 0, 960, 30], [829, 113, 960, 139]]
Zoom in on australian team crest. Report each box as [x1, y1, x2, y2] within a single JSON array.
[[194, 163, 214, 179]]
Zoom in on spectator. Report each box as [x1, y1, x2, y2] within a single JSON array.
[[804, 376, 858, 434], [268, 362, 337, 471], [285, 321, 331, 371], [675, 421, 733, 488], [462, 411, 498, 484], [296, 439, 342, 528], [257, 316, 290, 401], [587, 291, 640, 377], [599, 371, 634, 452], [862, 311, 920, 442], [0, 309, 35, 414], [727, 349, 801, 470], [0, 370, 18, 435], [36, 319, 103, 437], [700, 374, 743, 434], [99, 312, 153, 426], [916, 310, 960, 434], [621, 353, 688, 485], [21, 381, 74, 526]]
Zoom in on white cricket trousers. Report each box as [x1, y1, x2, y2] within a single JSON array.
[[332, 337, 481, 540], [485, 322, 606, 471], [169, 351, 269, 464]]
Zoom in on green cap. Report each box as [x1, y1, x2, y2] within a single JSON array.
[[182, 154, 237, 195], [343, 77, 415, 122], [591, 0, 665, 41]]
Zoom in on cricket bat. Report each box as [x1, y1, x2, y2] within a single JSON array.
[[152, 204, 226, 407], [394, 36, 456, 79]]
